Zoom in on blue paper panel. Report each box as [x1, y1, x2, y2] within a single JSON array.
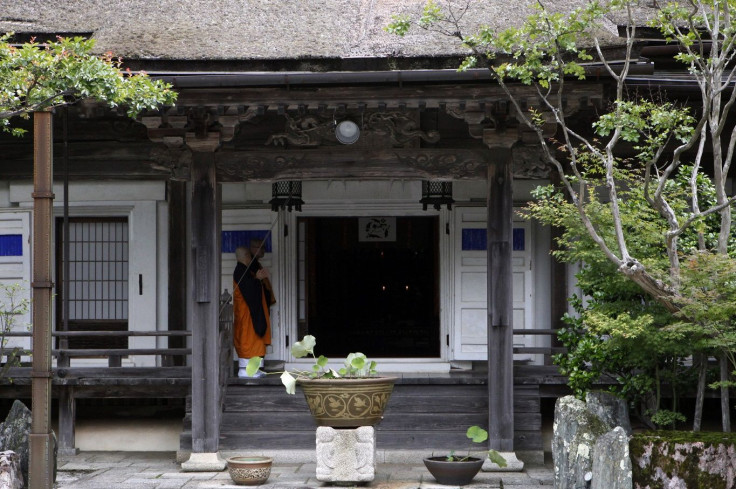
[[0, 235, 22, 256], [221, 231, 272, 253], [461, 228, 525, 251], [461, 229, 486, 251], [513, 228, 525, 251]]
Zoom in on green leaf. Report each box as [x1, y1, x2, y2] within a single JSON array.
[[245, 357, 262, 377], [466, 425, 488, 443], [291, 335, 316, 358], [349, 354, 366, 370], [458, 56, 478, 72], [0, 34, 176, 135], [487, 450, 507, 468], [281, 372, 297, 395], [385, 15, 411, 36], [419, 0, 444, 27]]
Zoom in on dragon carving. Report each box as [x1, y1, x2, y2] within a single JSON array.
[[266, 111, 440, 148]]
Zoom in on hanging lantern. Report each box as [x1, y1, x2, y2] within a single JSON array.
[[335, 120, 360, 144], [420, 181, 454, 210], [270, 181, 304, 212]]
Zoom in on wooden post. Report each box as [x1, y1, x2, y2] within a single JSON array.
[[484, 128, 517, 455], [188, 153, 220, 452], [29, 110, 55, 489], [57, 387, 77, 456], [166, 180, 188, 367], [182, 139, 225, 470], [548, 171, 567, 365]]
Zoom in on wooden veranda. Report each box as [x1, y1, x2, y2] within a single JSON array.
[[1, 325, 568, 458]]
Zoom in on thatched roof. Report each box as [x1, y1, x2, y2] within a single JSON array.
[[0, 0, 653, 63]]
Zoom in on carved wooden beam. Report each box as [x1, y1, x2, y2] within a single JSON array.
[[511, 145, 551, 179], [264, 110, 439, 149], [483, 128, 520, 150], [143, 107, 243, 151], [215, 149, 491, 182], [149, 136, 192, 181]]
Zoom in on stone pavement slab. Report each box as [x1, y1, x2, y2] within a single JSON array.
[[55, 452, 554, 489]]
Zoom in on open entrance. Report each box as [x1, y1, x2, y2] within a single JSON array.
[[297, 216, 440, 358]]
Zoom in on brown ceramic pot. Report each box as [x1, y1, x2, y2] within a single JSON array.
[[298, 376, 397, 427], [423, 456, 484, 485], [226, 456, 272, 485]]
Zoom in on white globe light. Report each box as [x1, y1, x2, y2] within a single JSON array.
[[335, 120, 360, 144]]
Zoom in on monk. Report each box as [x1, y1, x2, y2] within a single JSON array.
[[233, 246, 271, 378], [249, 238, 276, 306]]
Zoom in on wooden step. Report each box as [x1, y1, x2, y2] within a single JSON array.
[[181, 379, 544, 453], [218, 384, 540, 412], [183, 410, 542, 432], [182, 429, 542, 451]]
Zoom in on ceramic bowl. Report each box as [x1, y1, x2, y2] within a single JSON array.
[[226, 456, 273, 485], [423, 456, 484, 485]]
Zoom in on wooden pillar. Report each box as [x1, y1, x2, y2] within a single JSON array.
[[166, 180, 188, 367], [548, 171, 567, 364], [29, 110, 55, 489], [182, 132, 225, 471], [57, 387, 77, 456], [484, 130, 515, 453]]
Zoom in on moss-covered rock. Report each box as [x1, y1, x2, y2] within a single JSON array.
[[554, 396, 613, 489], [630, 431, 736, 489]]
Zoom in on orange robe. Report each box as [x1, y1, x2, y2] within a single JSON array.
[[233, 276, 272, 359]]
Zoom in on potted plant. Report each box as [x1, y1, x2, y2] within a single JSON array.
[[423, 426, 507, 485], [246, 335, 397, 427]]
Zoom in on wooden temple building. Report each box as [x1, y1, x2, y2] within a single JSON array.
[[0, 0, 705, 466]]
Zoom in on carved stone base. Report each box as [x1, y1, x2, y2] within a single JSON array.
[[180, 452, 226, 472], [315, 426, 375, 483], [0, 451, 23, 489]]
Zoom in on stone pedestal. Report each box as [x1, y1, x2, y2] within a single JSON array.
[[180, 452, 226, 472], [0, 451, 23, 489], [316, 426, 375, 483]]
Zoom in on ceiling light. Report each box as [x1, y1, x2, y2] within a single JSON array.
[[335, 120, 360, 145]]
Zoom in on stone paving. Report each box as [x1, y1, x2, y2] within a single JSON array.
[[55, 452, 555, 489]]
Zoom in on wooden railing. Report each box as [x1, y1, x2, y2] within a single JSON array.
[[218, 294, 234, 412], [5, 330, 192, 367], [512, 328, 566, 356], [2, 325, 560, 371]]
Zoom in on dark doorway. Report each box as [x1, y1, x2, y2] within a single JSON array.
[[297, 216, 440, 357]]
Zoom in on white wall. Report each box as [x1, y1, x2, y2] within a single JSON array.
[[0, 211, 32, 359], [7, 181, 168, 367]]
